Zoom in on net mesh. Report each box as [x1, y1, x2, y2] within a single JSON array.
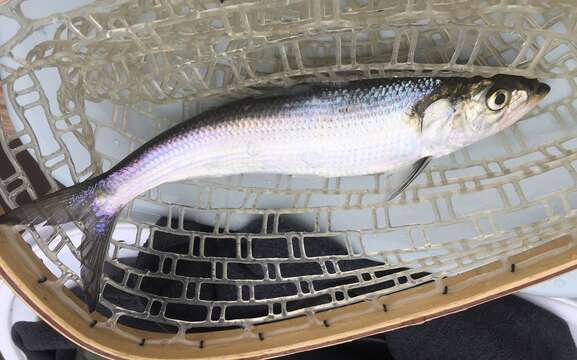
[[2, 0, 577, 337]]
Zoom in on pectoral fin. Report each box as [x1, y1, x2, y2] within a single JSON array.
[[385, 157, 432, 201]]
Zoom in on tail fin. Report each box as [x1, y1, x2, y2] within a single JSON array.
[[0, 177, 118, 312]]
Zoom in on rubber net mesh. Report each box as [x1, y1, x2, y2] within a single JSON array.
[[2, 0, 577, 337]]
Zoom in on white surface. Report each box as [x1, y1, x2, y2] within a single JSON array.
[[522, 270, 577, 298], [0, 280, 37, 360]]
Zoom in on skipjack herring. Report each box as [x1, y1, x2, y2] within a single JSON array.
[[0, 75, 550, 311]]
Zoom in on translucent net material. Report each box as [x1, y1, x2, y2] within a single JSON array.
[[2, 0, 577, 336]]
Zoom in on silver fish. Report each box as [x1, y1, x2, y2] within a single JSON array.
[[0, 75, 549, 310]]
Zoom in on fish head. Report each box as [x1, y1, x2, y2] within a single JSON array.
[[444, 75, 549, 148]]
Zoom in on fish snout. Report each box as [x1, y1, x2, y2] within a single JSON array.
[[535, 82, 550, 99]]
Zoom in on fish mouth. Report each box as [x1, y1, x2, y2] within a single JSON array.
[[506, 81, 550, 126]]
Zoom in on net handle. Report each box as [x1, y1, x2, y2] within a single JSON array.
[[1, 226, 577, 359]]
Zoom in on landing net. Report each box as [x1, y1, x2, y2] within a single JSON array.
[[1, 0, 577, 338]]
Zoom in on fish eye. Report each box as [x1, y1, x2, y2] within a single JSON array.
[[486, 89, 510, 111]]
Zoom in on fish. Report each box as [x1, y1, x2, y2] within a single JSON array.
[[0, 75, 549, 311]]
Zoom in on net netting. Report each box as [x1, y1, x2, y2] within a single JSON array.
[[1, 0, 577, 340]]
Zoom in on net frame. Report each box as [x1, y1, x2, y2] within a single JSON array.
[[2, 0, 577, 357]]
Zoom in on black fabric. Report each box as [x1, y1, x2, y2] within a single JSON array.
[[382, 295, 577, 360], [11, 216, 577, 359], [11, 321, 76, 360], [281, 337, 395, 360]]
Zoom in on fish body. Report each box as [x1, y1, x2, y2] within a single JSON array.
[[101, 78, 439, 212], [0, 75, 549, 310]]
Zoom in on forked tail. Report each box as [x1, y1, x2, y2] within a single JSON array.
[[0, 177, 118, 312]]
